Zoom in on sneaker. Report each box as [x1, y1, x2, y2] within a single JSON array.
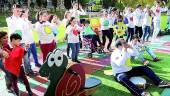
[[7, 87, 14, 93], [26, 71, 39, 77], [75, 60, 81, 63], [143, 60, 149, 66], [28, 91, 33, 96], [141, 92, 151, 96], [153, 58, 160, 62], [107, 48, 113, 52], [35, 63, 42, 67], [158, 81, 170, 88], [67, 56, 71, 59]]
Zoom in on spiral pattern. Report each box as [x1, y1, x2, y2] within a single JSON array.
[[55, 64, 85, 96]]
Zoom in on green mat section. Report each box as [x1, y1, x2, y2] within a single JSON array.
[[88, 53, 170, 96]]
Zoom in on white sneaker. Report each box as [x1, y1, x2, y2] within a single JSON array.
[[141, 92, 151, 96]]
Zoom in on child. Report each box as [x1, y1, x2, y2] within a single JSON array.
[[63, 11, 72, 58], [100, 11, 113, 52], [151, 1, 168, 42], [143, 6, 152, 42], [130, 35, 160, 65], [66, 17, 83, 63], [20, 8, 41, 67], [0, 31, 13, 92], [113, 15, 127, 40], [82, 20, 97, 52], [134, 4, 144, 38], [35, 10, 56, 62], [3, 33, 33, 96], [125, 7, 135, 42]]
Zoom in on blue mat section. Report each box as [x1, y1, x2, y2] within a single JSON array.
[[161, 88, 170, 96]]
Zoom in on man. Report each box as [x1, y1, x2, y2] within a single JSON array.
[[111, 38, 170, 96], [6, 4, 38, 76]]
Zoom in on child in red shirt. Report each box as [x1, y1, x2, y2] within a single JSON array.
[[3, 33, 33, 96]]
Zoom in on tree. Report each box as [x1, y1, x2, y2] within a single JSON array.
[[52, 0, 58, 11], [64, 0, 72, 10], [36, 0, 42, 7]]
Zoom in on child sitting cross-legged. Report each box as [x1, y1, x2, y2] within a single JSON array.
[[129, 35, 160, 65], [3, 33, 33, 96]]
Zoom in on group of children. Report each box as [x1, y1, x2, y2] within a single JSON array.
[[0, 1, 169, 96]]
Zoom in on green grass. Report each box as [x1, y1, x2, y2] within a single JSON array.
[[0, 13, 7, 27], [88, 53, 170, 96], [161, 15, 168, 31]]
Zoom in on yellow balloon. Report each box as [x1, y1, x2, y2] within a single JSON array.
[[57, 23, 66, 42], [44, 26, 52, 34], [90, 17, 101, 30], [32, 29, 39, 43]]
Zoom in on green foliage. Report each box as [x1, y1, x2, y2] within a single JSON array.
[[52, 0, 57, 7], [115, 2, 124, 10], [64, 0, 72, 10], [36, 0, 42, 7]]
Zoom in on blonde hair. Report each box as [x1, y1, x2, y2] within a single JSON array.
[[36, 10, 48, 21], [64, 11, 71, 19]]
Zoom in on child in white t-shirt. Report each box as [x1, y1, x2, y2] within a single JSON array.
[[35, 10, 56, 62]]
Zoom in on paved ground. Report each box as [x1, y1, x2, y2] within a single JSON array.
[[0, 35, 170, 96]]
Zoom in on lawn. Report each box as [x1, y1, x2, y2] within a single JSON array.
[[89, 53, 170, 96], [0, 13, 7, 27]]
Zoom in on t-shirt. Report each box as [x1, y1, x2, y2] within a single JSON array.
[[83, 26, 96, 36], [111, 48, 137, 76], [100, 17, 110, 30], [4, 45, 25, 76], [126, 13, 135, 28], [35, 21, 56, 44], [66, 25, 82, 43], [6, 16, 25, 43]]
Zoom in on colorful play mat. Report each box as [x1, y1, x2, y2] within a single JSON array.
[[0, 35, 170, 96]]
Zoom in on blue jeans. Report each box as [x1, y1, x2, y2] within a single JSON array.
[[68, 43, 80, 61], [115, 66, 161, 96], [28, 43, 39, 65], [21, 44, 33, 73], [143, 26, 151, 41], [0, 60, 11, 89], [137, 46, 156, 63]]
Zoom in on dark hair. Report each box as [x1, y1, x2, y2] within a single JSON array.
[[10, 33, 22, 42], [136, 4, 142, 8], [0, 31, 7, 39], [48, 14, 54, 23], [12, 4, 22, 9], [112, 7, 117, 12], [85, 20, 90, 24], [118, 15, 123, 19], [115, 38, 124, 48], [157, 1, 160, 4], [66, 17, 75, 28]]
